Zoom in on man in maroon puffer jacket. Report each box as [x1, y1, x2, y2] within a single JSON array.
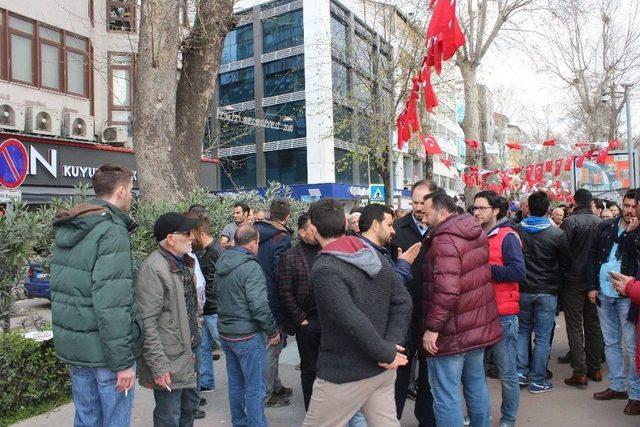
[[421, 191, 502, 427]]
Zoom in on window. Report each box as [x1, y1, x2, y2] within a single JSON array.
[[108, 0, 136, 32], [330, 14, 348, 54], [218, 110, 256, 147], [357, 115, 372, 146], [264, 101, 306, 142], [333, 103, 352, 141], [334, 148, 353, 184], [263, 54, 304, 97], [353, 73, 372, 106], [265, 148, 307, 185], [108, 53, 134, 126], [219, 67, 254, 106], [39, 26, 62, 91], [0, 11, 91, 97], [8, 14, 34, 84], [262, 10, 303, 54], [221, 154, 256, 190], [331, 61, 349, 96], [221, 24, 253, 64], [262, 0, 294, 10], [353, 33, 373, 73]]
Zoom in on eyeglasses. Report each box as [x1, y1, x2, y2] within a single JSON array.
[[172, 230, 192, 237], [470, 206, 493, 212]]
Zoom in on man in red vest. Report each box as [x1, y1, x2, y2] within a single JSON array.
[[473, 191, 526, 427]]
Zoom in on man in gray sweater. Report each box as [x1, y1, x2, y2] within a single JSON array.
[[302, 199, 413, 427]]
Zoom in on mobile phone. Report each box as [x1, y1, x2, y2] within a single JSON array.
[[608, 271, 619, 277]]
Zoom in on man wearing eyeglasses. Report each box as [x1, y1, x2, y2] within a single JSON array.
[[390, 179, 438, 427], [473, 191, 525, 427], [136, 212, 203, 426]]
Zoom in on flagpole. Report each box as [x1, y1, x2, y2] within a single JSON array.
[[623, 83, 635, 189], [389, 125, 395, 207]]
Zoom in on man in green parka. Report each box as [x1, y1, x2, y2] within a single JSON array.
[[51, 163, 143, 427]]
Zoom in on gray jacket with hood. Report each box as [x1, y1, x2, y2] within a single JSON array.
[[310, 236, 412, 384]]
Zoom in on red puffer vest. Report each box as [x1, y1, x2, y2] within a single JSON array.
[[488, 227, 520, 316], [624, 280, 640, 374], [421, 214, 502, 357]]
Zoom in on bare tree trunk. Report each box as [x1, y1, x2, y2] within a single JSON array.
[[133, 0, 183, 203], [175, 0, 236, 192], [458, 62, 481, 202]]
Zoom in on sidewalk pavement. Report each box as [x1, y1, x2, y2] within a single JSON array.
[[14, 316, 638, 426]]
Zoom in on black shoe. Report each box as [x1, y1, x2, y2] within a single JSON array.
[[486, 367, 499, 379], [200, 386, 215, 393], [265, 394, 290, 407], [213, 353, 221, 361], [557, 352, 571, 364], [274, 386, 293, 398], [194, 409, 206, 419], [546, 369, 554, 380], [199, 397, 206, 406]]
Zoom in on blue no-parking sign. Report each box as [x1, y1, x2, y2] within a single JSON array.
[[0, 138, 28, 189], [369, 184, 385, 203]]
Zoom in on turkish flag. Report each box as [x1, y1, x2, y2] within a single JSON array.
[[506, 142, 522, 150], [535, 163, 543, 182], [425, 0, 465, 75], [406, 98, 420, 133], [396, 112, 411, 149], [575, 142, 590, 148], [576, 153, 587, 168], [441, 159, 453, 168], [464, 139, 480, 149], [543, 139, 557, 147], [525, 164, 535, 185], [585, 150, 595, 160], [564, 155, 574, 172], [424, 81, 438, 112], [596, 147, 610, 164], [421, 134, 443, 155], [545, 160, 553, 173], [554, 158, 563, 176], [609, 139, 621, 149]]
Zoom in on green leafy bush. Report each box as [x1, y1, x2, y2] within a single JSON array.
[[0, 332, 71, 420]]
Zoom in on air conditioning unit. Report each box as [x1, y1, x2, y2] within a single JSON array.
[[101, 125, 128, 146], [63, 112, 94, 141], [26, 106, 61, 136], [0, 100, 25, 132]]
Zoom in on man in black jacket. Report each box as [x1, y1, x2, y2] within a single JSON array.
[[560, 189, 604, 388], [390, 179, 438, 426], [277, 212, 321, 410], [587, 189, 640, 415], [188, 212, 224, 394]]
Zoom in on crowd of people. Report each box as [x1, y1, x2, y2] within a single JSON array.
[[48, 163, 640, 427]]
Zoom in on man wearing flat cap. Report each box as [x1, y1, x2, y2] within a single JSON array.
[[136, 212, 202, 426]]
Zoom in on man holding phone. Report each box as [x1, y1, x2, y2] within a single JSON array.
[[586, 189, 640, 415]]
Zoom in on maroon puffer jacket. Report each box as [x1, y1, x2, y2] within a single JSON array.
[[421, 214, 502, 357]]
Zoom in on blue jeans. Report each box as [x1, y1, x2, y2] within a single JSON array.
[[517, 293, 557, 384], [348, 411, 367, 427], [200, 314, 221, 389], [70, 365, 135, 427], [492, 315, 519, 426], [221, 333, 268, 427], [152, 347, 200, 427], [427, 348, 491, 427], [597, 295, 640, 400]]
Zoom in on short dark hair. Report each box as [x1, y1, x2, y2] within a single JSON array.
[[309, 199, 345, 239], [297, 212, 311, 230], [269, 198, 291, 221], [233, 202, 250, 214], [359, 204, 395, 233], [235, 224, 259, 246], [528, 191, 551, 217], [623, 189, 637, 202], [92, 164, 133, 198], [411, 179, 438, 195], [424, 191, 457, 214], [593, 198, 604, 210], [349, 206, 364, 214], [188, 204, 207, 215], [573, 189, 593, 207], [497, 196, 509, 219], [184, 211, 213, 236]]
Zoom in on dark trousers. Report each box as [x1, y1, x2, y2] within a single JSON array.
[[561, 285, 603, 375], [152, 387, 200, 427], [295, 321, 321, 411], [395, 338, 436, 426]]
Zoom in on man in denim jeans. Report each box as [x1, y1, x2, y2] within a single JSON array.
[[514, 191, 571, 394], [51, 164, 141, 427], [215, 225, 280, 426], [473, 191, 526, 427], [586, 189, 640, 415]]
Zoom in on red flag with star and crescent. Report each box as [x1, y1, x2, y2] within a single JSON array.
[[421, 134, 443, 155]]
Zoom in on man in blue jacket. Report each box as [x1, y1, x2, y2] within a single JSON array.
[[254, 198, 293, 407]]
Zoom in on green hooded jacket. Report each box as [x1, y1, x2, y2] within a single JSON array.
[[51, 198, 143, 371]]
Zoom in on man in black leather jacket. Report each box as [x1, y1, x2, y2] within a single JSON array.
[[560, 189, 604, 388]]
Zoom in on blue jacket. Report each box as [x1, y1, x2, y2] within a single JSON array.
[[360, 236, 413, 285], [255, 220, 292, 325]]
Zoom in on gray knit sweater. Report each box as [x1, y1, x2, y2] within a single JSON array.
[[311, 236, 412, 384]]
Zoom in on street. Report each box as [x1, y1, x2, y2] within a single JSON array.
[[10, 304, 637, 427]]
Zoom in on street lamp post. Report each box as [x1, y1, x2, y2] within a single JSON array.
[[622, 83, 635, 188]]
